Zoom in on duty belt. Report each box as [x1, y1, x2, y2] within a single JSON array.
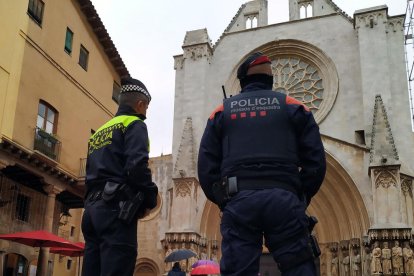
[[227, 177, 299, 196]]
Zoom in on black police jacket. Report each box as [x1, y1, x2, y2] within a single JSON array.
[[198, 82, 326, 205], [86, 104, 157, 209]]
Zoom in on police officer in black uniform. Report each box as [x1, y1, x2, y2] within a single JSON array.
[[82, 77, 158, 276], [198, 52, 326, 276]]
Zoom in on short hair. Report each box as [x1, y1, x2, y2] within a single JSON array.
[[118, 92, 148, 107], [173, 262, 180, 269]]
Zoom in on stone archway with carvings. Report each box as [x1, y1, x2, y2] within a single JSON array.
[[199, 151, 370, 272], [135, 258, 159, 276]]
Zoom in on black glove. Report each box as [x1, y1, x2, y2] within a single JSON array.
[[141, 182, 158, 209]]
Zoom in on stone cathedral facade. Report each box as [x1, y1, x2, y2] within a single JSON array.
[[135, 0, 414, 275]]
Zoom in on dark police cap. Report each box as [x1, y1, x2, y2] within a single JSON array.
[[237, 52, 271, 80], [120, 77, 151, 102]]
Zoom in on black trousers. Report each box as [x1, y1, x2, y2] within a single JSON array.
[[82, 199, 138, 276], [220, 188, 316, 276]]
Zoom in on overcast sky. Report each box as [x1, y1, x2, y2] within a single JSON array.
[[90, 0, 408, 157]]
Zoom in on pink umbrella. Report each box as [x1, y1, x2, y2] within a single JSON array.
[[191, 264, 220, 275], [192, 259, 219, 268]]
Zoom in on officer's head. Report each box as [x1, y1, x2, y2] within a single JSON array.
[[237, 52, 273, 89], [118, 77, 151, 116]]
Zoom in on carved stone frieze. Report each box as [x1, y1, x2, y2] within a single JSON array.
[[386, 17, 404, 33], [372, 168, 399, 189], [355, 11, 386, 29], [368, 228, 412, 241], [162, 232, 200, 271], [173, 178, 196, 197], [183, 45, 212, 61], [174, 55, 184, 70], [401, 175, 413, 197]]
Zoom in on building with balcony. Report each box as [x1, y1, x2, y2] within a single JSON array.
[[0, 0, 128, 275]]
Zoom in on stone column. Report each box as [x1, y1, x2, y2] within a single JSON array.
[[36, 185, 62, 276], [0, 250, 5, 276]]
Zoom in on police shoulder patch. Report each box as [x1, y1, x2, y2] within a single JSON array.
[[286, 96, 310, 112], [209, 104, 224, 120]]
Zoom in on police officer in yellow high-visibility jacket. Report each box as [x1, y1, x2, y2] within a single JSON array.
[[82, 77, 158, 276]]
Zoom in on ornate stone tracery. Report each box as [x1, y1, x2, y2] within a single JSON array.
[[174, 179, 193, 197], [355, 11, 386, 29], [372, 168, 398, 189], [386, 17, 404, 33], [174, 55, 184, 70], [183, 45, 212, 62], [272, 57, 323, 113], [401, 175, 413, 197]]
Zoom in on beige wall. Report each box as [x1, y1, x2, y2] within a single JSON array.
[[0, 0, 30, 138], [1, 0, 121, 174]]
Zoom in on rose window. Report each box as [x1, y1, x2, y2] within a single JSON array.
[[272, 57, 324, 113]]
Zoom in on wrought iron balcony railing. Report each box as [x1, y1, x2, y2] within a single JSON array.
[[33, 127, 61, 161]]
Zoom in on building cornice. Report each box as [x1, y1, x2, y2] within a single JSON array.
[[75, 0, 130, 79]]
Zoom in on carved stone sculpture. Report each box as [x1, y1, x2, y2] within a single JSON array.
[[211, 249, 218, 263], [351, 248, 361, 276], [391, 241, 403, 275], [403, 242, 414, 275], [371, 242, 382, 274], [362, 246, 371, 276], [343, 251, 350, 276], [382, 242, 392, 275], [165, 247, 173, 271], [331, 251, 339, 276], [200, 248, 207, 260]]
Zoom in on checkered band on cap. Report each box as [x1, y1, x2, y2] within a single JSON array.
[[120, 84, 151, 102]]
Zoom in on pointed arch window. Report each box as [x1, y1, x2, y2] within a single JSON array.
[[300, 2, 313, 19], [307, 4, 313, 18], [245, 14, 259, 29], [252, 17, 258, 28], [300, 6, 307, 19], [246, 18, 252, 29]]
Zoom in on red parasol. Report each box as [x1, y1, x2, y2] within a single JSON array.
[[0, 230, 81, 276], [0, 230, 81, 249], [50, 241, 85, 276], [50, 242, 85, 257]]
